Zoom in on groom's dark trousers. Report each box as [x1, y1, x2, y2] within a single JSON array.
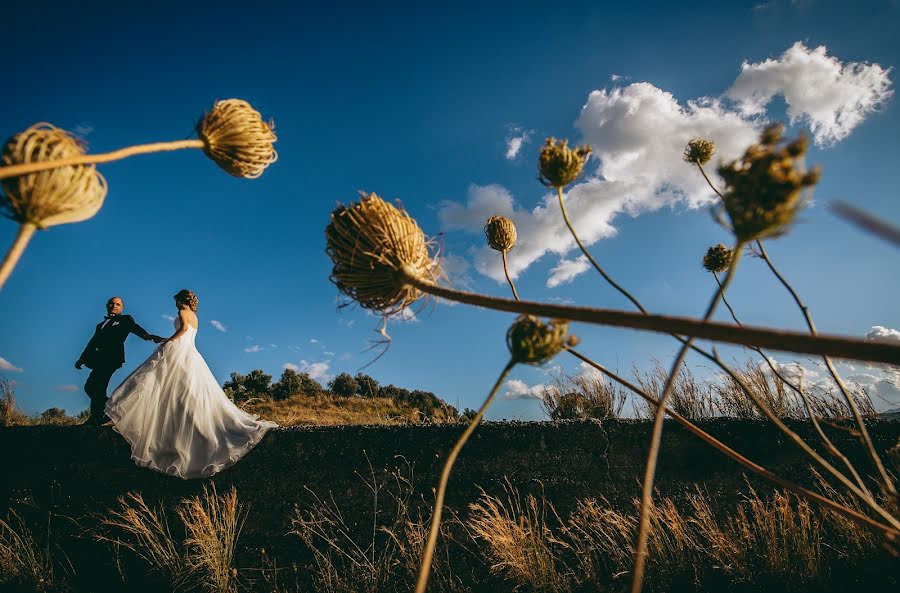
[[79, 315, 154, 423]]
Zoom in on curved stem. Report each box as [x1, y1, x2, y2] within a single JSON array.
[[501, 250, 520, 301], [415, 359, 516, 593], [713, 272, 872, 497], [696, 163, 726, 201], [0, 139, 205, 180], [0, 223, 37, 290], [696, 346, 900, 532], [567, 349, 899, 538], [631, 242, 743, 593], [755, 240, 896, 498], [400, 271, 900, 365], [557, 186, 647, 313]]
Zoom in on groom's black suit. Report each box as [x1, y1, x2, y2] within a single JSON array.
[[79, 314, 155, 423]]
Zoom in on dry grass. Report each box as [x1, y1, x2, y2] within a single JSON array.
[[0, 511, 59, 591], [468, 481, 881, 592], [0, 376, 29, 427], [242, 394, 458, 426], [468, 480, 573, 592], [177, 484, 245, 593], [540, 373, 628, 420], [94, 492, 187, 588], [631, 359, 878, 421], [94, 487, 246, 593], [291, 458, 469, 593]]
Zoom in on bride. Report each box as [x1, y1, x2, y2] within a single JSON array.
[[106, 289, 277, 479]]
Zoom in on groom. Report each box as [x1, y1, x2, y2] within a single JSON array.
[[75, 296, 164, 425]]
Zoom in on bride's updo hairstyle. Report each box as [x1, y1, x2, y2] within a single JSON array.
[[175, 289, 199, 312]]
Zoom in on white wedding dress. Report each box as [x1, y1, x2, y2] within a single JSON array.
[[106, 319, 277, 479]]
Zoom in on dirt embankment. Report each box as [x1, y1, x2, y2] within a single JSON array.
[[1, 419, 898, 591]]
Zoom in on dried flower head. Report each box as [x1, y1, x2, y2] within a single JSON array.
[[716, 125, 820, 242], [538, 137, 592, 188], [196, 99, 277, 178], [683, 138, 716, 165], [702, 243, 733, 274], [484, 215, 517, 252], [506, 315, 579, 365], [325, 192, 441, 316], [0, 124, 107, 228], [759, 123, 784, 146]]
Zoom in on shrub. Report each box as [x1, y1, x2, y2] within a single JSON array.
[[328, 373, 359, 397], [354, 373, 380, 398], [223, 370, 272, 403], [272, 368, 303, 401]]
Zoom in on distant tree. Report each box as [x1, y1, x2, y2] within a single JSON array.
[[272, 368, 303, 401], [39, 407, 69, 424], [297, 373, 324, 397], [460, 408, 478, 422], [243, 369, 272, 397], [355, 373, 380, 398], [377, 384, 410, 401], [223, 371, 248, 402], [329, 373, 359, 397], [223, 369, 272, 403]]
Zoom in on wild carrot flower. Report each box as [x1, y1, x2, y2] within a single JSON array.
[[716, 124, 820, 242], [507, 315, 579, 365], [538, 137, 592, 188], [484, 215, 517, 252]]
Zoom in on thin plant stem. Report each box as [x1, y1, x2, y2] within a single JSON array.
[[399, 270, 900, 365], [755, 240, 897, 498], [415, 359, 516, 593], [630, 241, 744, 593], [0, 222, 37, 290], [696, 345, 900, 532], [567, 349, 899, 538], [0, 139, 205, 180], [696, 161, 879, 498], [501, 250, 519, 301], [556, 186, 647, 312], [712, 271, 871, 497], [696, 163, 726, 201], [831, 200, 900, 249]]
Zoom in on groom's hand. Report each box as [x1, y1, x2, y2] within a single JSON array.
[[152, 335, 165, 344]]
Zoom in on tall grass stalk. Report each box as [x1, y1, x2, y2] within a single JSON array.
[[177, 484, 245, 593], [0, 511, 58, 591]]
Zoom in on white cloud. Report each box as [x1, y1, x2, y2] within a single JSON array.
[[210, 320, 227, 333], [309, 338, 320, 344], [285, 359, 333, 383], [505, 126, 532, 160], [439, 84, 757, 285], [865, 326, 900, 343], [0, 357, 23, 373], [162, 314, 175, 322], [57, 384, 80, 392], [727, 42, 893, 145], [547, 256, 590, 288], [244, 345, 263, 353], [502, 378, 549, 400]]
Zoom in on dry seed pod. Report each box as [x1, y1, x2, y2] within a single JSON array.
[[484, 215, 517, 252], [196, 99, 278, 178], [702, 243, 733, 274], [538, 137, 592, 188], [716, 125, 819, 242], [0, 124, 107, 228], [506, 315, 579, 365], [325, 192, 440, 315], [683, 138, 716, 165]]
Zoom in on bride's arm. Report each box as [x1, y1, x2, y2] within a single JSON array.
[[165, 310, 191, 344]]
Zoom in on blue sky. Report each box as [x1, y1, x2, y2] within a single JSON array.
[[1, 0, 898, 419]]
